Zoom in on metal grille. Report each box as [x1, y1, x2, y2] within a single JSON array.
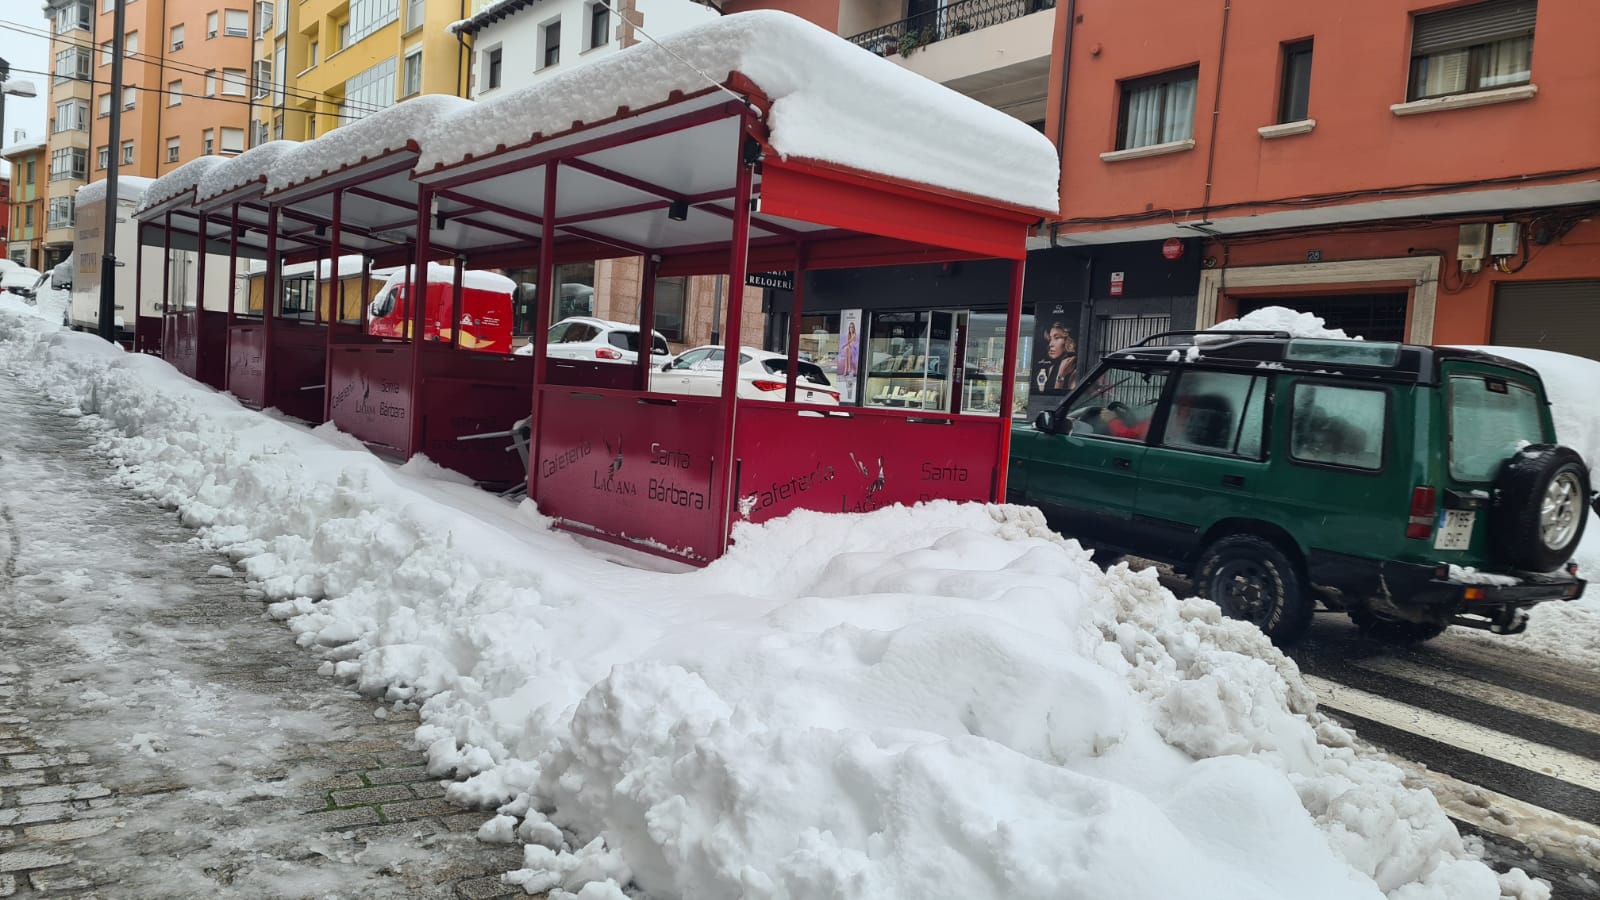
[[1095, 314, 1171, 357], [847, 0, 1054, 53], [1237, 295, 1407, 342]]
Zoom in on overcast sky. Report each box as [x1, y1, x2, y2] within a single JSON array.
[[2, 12, 54, 177]]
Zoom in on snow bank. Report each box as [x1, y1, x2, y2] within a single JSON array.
[[77, 175, 157, 207], [136, 155, 230, 216], [197, 140, 301, 203], [0, 294, 1541, 900], [1207, 306, 1358, 340], [416, 11, 1059, 213], [268, 96, 471, 195]]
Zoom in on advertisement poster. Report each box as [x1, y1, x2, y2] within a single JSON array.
[[1031, 302, 1082, 397], [836, 308, 862, 403]]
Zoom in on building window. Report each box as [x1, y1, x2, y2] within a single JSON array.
[[273, 115, 284, 140], [542, 20, 561, 68], [406, 0, 425, 31], [203, 129, 215, 154], [123, 86, 137, 110], [207, 11, 218, 38], [171, 23, 185, 50], [253, 120, 269, 147], [221, 127, 244, 154], [54, 99, 88, 132], [589, 2, 609, 49], [168, 79, 183, 105], [101, 0, 112, 12], [24, 206, 34, 229], [308, 40, 318, 67], [99, 40, 113, 66], [1116, 66, 1199, 150], [485, 47, 502, 90], [347, 0, 399, 45], [403, 48, 422, 96], [96, 145, 109, 170], [204, 69, 217, 95], [654, 277, 687, 342], [253, 59, 272, 98], [125, 31, 139, 55], [337, 21, 350, 48], [48, 197, 75, 231], [255, 0, 274, 36], [273, 45, 286, 104], [222, 68, 247, 96], [55, 0, 92, 31], [224, 8, 249, 36], [52, 148, 87, 181], [121, 141, 135, 165], [341, 57, 397, 121], [55, 47, 91, 84], [1408, 0, 1536, 101], [97, 93, 109, 117], [166, 137, 181, 163]]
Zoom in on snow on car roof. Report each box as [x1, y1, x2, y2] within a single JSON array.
[[197, 141, 302, 203], [77, 176, 157, 207], [267, 95, 473, 195], [415, 11, 1059, 213], [134, 156, 232, 216]]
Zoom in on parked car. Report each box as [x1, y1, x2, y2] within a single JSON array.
[[516, 316, 673, 366], [1008, 331, 1589, 645], [1, 265, 43, 303], [367, 264, 515, 353], [651, 345, 840, 404]]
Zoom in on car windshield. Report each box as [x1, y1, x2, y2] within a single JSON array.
[[1449, 374, 1544, 482], [759, 359, 831, 385]]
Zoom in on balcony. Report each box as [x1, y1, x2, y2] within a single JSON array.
[[846, 0, 1053, 57]]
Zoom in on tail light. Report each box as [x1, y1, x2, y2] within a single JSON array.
[[594, 346, 623, 360], [1406, 486, 1437, 540], [751, 379, 785, 392]]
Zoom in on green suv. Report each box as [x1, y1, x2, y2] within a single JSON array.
[[1008, 331, 1591, 644]]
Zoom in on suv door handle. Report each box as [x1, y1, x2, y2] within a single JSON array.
[[1113, 457, 1132, 470], [1221, 474, 1246, 488]]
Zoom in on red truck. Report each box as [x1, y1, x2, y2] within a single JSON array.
[[367, 263, 516, 354]]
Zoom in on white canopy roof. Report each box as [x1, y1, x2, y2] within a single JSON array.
[[135, 156, 231, 217]]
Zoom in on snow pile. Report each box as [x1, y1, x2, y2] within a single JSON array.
[[0, 294, 1543, 900], [135, 155, 230, 216], [1206, 306, 1357, 340], [77, 175, 157, 207], [197, 140, 301, 203], [416, 11, 1059, 213], [268, 96, 471, 195]]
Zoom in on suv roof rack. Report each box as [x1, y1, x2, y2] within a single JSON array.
[[1130, 329, 1293, 348]]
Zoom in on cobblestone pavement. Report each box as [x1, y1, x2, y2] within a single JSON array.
[[0, 371, 531, 898]]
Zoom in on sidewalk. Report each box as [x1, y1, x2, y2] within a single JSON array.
[[0, 373, 528, 899]]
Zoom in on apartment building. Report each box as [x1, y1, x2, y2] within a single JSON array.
[[42, 0, 255, 268], [3, 141, 48, 268], [251, 0, 470, 144], [1046, 0, 1600, 362]]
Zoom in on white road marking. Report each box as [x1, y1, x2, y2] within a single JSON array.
[[1353, 655, 1600, 736], [1302, 674, 1600, 793]]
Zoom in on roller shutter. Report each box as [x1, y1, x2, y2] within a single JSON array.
[[1491, 280, 1600, 362]]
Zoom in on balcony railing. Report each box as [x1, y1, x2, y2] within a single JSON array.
[[846, 0, 1054, 57]]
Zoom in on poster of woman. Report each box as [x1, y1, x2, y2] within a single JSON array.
[[836, 309, 862, 402], [1031, 302, 1081, 396]]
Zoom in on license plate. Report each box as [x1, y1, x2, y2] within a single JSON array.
[[1433, 509, 1475, 551]]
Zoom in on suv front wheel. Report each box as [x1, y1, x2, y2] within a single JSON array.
[[1196, 534, 1314, 645]]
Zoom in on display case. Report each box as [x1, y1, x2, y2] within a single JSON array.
[[864, 311, 955, 412]]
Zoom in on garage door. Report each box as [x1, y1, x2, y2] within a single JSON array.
[[1492, 280, 1600, 362]]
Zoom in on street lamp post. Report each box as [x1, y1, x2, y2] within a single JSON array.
[[0, 58, 40, 265]]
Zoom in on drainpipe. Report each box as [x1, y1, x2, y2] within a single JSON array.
[[455, 0, 469, 97], [1198, 0, 1231, 223], [1046, 0, 1077, 249]]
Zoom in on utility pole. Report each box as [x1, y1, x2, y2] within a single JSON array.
[[98, 0, 128, 342]]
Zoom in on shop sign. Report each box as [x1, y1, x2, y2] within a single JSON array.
[[746, 271, 794, 291], [1109, 271, 1125, 297], [1162, 238, 1184, 260]]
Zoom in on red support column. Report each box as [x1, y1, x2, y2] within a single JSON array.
[[226, 203, 239, 329], [263, 205, 280, 409], [993, 257, 1027, 501], [194, 212, 209, 377], [360, 260, 371, 334], [133, 227, 145, 352], [160, 213, 172, 316], [784, 246, 807, 403], [712, 128, 755, 549], [450, 255, 464, 350], [322, 189, 343, 422], [526, 162, 559, 498], [407, 188, 434, 459], [636, 254, 658, 390]]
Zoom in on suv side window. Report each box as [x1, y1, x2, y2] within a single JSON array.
[[1290, 383, 1386, 470], [1162, 370, 1268, 459], [1062, 365, 1169, 440]]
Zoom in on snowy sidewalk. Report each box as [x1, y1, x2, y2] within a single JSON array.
[[0, 373, 524, 899]]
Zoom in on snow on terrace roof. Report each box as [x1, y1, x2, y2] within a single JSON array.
[[134, 156, 231, 216], [197, 140, 302, 204], [416, 11, 1060, 214], [266, 95, 473, 196], [77, 176, 157, 207]]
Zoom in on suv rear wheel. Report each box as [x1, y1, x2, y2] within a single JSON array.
[[1347, 607, 1447, 643], [1196, 534, 1313, 645], [1492, 445, 1590, 572]]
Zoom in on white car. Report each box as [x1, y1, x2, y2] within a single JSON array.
[[514, 316, 673, 365], [1, 266, 43, 303], [651, 346, 840, 405]]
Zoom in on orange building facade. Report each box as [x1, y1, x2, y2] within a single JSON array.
[[1044, 0, 1600, 358]]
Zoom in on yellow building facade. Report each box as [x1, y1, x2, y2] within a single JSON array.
[[253, 0, 471, 143]]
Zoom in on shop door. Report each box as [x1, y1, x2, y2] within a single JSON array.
[[1236, 294, 1407, 342], [1492, 280, 1600, 363]]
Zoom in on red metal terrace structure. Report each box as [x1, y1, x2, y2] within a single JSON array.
[[131, 156, 231, 389]]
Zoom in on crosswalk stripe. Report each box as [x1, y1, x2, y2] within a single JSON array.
[[1301, 674, 1600, 794], [1352, 655, 1600, 736]]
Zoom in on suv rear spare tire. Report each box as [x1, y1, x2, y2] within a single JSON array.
[[1491, 444, 1590, 572], [1196, 534, 1313, 645]]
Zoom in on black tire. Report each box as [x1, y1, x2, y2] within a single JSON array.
[[1491, 444, 1590, 572], [1347, 606, 1448, 643], [1195, 534, 1313, 645]]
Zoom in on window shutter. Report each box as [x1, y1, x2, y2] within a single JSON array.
[[1413, 0, 1536, 53]]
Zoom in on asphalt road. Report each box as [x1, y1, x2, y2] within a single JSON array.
[[1148, 561, 1600, 897]]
